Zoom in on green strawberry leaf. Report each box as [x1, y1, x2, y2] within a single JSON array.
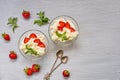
[[56, 31, 68, 41], [34, 20, 43, 26], [34, 11, 50, 26], [56, 31, 62, 37], [39, 11, 44, 19], [25, 45, 37, 55], [7, 17, 19, 33], [61, 32, 68, 41], [43, 17, 49, 23]]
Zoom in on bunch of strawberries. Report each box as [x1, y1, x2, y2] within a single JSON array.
[[24, 64, 40, 76]]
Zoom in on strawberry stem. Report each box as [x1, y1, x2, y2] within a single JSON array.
[[1, 33, 5, 38]]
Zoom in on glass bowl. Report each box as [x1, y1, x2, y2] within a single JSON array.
[[18, 30, 49, 61], [49, 15, 79, 46]]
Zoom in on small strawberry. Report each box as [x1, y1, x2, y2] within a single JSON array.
[[29, 33, 37, 38], [24, 37, 30, 44], [32, 64, 40, 72], [1, 33, 10, 41], [24, 67, 33, 76], [62, 70, 70, 77], [9, 51, 17, 59], [22, 10, 30, 19]]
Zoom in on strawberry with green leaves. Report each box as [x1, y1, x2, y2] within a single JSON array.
[[1, 33, 10, 41], [22, 10, 30, 19], [9, 51, 17, 59], [24, 67, 33, 76], [24, 64, 40, 76], [62, 70, 70, 77], [32, 64, 40, 72]]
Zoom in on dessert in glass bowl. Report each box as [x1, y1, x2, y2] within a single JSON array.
[[18, 30, 48, 61], [49, 15, 79, 46]]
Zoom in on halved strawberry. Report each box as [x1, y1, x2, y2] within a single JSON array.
[[24, 37, 30, 43], [65, 22, 71, 29], [59, 21, 65, 27], [57, 26, 64, 31], [37, 42, 45, 48], [33, 39, 41, 44], [29, 33, 37, 38], [70, 27, 75, 32]]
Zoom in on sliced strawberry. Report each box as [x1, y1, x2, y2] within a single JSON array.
[[57, 26, 64, 31], [59, 21, 65, 27], [65, 22, 71, 29], [29, 33, 37, 38], [24, 37, 30, 43], [70, 27, 76, 32], [33, 39, 41, 44], [38, 42, 45, 48]]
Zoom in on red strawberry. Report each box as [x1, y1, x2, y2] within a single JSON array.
[[37, 42, 45, 48], [33, 39, 41, 44], [9, 51, 17, 59], [62, 70, 70, 77], [29, 33, 37, 38], [22, 10, 30, 19], [24, 67, 33, 76], [70, 27, 75, 32], [32, 64, 40, 72], [2, 33, 10, 41], [59, 21, 65, 27], [57, 26, 64, 31], [24, 37, 30, 44], [65, 22, 71, 29]]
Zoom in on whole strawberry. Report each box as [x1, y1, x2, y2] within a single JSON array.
[[9, 51, 17, 59], [2, 33, 10, 41], [62, 70, 70, 77], [24, 67, 33, 76], [32, 64, 40, 72], [22, 10, 30, 19]]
